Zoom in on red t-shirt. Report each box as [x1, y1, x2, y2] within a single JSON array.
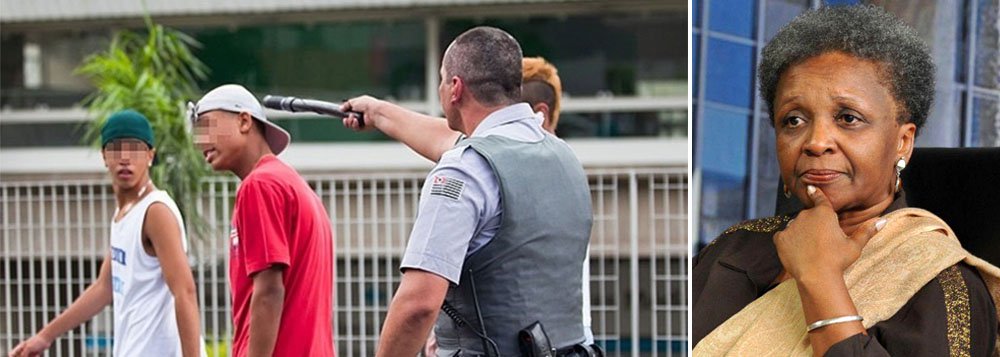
[[230, 155, 334, 357]]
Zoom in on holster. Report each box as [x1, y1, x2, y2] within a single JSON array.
[[518, 321, 554, 357]]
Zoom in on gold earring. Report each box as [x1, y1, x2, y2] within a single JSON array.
[[783, 183, 792, 198]]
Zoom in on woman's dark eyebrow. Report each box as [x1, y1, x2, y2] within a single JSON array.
[[830, 95, 864, 106], [775, 95, 802, 109]]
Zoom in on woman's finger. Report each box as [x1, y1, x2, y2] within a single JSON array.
[[848, 217, 887, 250], [804, 185, 833, 209]]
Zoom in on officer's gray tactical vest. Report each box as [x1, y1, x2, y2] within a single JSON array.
[[435, 134, 593, 356]]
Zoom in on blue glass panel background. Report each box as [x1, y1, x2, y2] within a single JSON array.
[[705, 39, 754, 107], [693, 34, 701, 96], [699, 107, 750, 242], [709, 0, 757, 38]]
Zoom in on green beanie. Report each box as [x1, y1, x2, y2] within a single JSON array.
[[101, 110, 154, 148]]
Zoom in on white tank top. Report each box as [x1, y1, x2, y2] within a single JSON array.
[[109, 190, 191, 356]]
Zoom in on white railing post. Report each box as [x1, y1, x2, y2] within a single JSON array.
[[628, 170, 641, 357]]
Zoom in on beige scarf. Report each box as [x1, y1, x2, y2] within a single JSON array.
[[694, 208, 1000, 356]]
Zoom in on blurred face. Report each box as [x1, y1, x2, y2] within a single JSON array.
[[192, 110, 252, 172], [102, 138, 155, 191], [772, 51, 915, 212]]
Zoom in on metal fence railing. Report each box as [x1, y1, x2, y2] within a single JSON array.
[[0, 168, 687, 356]]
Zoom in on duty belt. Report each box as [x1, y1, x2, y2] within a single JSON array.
[[449, 343, 604, 357]]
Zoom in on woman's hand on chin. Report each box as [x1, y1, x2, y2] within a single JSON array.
[[774, 185, 888, 282]]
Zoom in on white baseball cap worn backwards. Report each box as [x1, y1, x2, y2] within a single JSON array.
[[189, 84, 291, 155]]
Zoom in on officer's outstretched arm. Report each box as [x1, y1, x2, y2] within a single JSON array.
[[341, 95, 460, 163], [377, 269, 450, 357]]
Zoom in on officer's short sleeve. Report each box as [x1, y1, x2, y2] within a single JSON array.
[[400, 146, 496, 284]]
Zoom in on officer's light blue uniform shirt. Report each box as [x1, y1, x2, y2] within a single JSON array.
[[400, 103, 547, 284]]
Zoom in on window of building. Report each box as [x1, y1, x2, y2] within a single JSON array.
[[3, 10, 687, 147], [188, 21, 427, 103], [0, 31, 108, 110], [442, 12, 687, 99]]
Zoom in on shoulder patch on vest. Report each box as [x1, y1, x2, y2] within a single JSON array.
[[430, 175, 465, 200], [939, 265, 971, 357]]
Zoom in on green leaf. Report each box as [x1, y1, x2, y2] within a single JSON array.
[[76, 14, 212, 239]]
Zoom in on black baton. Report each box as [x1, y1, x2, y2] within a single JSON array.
[[262, 95, 365, 128]]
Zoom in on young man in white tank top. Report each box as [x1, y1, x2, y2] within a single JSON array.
[[9, 110, 204, 357]]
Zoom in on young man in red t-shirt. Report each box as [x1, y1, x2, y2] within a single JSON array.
[[190, 84, 334, 356]]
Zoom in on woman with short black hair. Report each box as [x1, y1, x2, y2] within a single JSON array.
[[693, 5, 1000, 356]]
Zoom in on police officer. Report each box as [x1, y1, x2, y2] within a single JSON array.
[[355, 27, 593, 357]]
